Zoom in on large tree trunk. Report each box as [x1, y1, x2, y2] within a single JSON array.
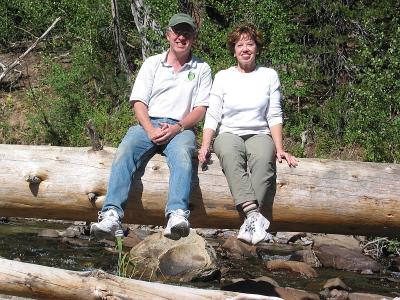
[[0, 144, 399, 236], [0, 258, 278, 300]]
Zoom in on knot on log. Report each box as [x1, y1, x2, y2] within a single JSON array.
[[88, 192, 98, 202], [24, 175, 42, 184]]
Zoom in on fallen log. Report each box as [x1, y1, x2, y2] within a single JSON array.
[[0, 257, 279, 300], [0, 144, 399, 236]]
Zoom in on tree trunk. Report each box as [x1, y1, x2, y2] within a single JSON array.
[[111, 0, 131, 79], [0, 258, 278, 300], [0, 144, 399, 236]]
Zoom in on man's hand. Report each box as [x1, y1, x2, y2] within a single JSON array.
[[148, 126, 168, 144], [276, 150, 298, 167], [150, 123, 181, 145]]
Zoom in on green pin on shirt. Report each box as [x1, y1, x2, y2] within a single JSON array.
[[188, 71, 195, 80]]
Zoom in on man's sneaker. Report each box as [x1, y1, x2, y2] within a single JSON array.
[[90, 209, 122, 240], [237, 217, 254, 244], [251, 212, 270, 245], [163, 209, 190, 240]]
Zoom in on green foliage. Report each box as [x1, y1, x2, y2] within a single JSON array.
[[26, 41, 133, 147], [1, 0, 399, 162]]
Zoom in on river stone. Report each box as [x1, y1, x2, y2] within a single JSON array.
[[222, 279, 319, 300], [291, 249, 321, 267], [314, 244, 382, 272], [264, 259, 318, 278], [313, 234, 362, 250], [275, 287, 319, 300], [37, 229, 60, 238], [128, 229, 217, 282], [221, 236, 257, 258], [323, 277, 350, 290], [329, 288, 349, 300], [275, 232, 306, 244], [348, 293, 394, 300]]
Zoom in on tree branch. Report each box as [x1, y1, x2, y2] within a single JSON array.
[[0, 17, 61, 83]]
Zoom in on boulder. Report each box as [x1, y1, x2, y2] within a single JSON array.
[[314, 244, 381, 272], [127, 229, 218, 282]]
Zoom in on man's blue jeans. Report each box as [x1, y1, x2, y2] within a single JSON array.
[[102, 118, 196, 219]]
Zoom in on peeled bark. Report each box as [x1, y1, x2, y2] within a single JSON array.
[[0, 258, 279, 300], [0, 144, 399, 236]]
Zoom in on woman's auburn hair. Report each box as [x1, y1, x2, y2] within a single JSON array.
[[227, 23, 263, 55]]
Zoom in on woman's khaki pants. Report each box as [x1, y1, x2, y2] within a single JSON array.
[[213, 133, 277, 208]]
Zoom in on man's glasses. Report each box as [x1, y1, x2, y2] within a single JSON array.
[[170, 27, 195, 38]]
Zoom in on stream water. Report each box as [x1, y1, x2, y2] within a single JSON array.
[[0, 218, 399, 298]]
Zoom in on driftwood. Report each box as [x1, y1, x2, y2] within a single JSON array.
[[0, 17, 61, 82], [0, 144, 399, 236], [0, 258, 279, 300]]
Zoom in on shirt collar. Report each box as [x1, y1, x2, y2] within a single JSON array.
[[161, 50, 197, 69]]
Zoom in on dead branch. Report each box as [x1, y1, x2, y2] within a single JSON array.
[[130, 0, 163, 60], [111, 0, 132, 79], [0, 17, 61, 83]]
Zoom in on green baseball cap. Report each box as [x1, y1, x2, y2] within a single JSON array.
[[168, 13, 197, 31]]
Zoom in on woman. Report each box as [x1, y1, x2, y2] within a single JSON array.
[[198, 23, 298, 245]]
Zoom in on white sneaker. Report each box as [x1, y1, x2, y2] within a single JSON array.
[[237, 217, 254, 244], [251, 212, 270, 245], [163, 209, 190, 240], [90, 209, 122, 240]]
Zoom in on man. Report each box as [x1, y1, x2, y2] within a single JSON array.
[[90, 13, 212, 240]]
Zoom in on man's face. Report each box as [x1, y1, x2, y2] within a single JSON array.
[[166, 23, 196, 55]]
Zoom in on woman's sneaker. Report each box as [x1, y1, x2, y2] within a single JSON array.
[[237, 212, 270, 245], [90, 209, 122, 240], [237, 217, 254, 244], [163, 209, 190, 240], [251, 212, 270, 245]]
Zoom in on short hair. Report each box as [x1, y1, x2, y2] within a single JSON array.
[[227, 23, 263, 55]]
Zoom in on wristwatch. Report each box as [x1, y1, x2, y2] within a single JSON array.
[[177, 122, 185, 132]]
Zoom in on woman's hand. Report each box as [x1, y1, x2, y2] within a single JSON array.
[[276, 150, 298, 167], [198, 145, 210, 164]]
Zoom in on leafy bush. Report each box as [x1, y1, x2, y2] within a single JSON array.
[[1, 0, 399, 162]]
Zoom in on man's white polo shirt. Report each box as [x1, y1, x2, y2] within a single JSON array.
[[129, 51, 212, 121]]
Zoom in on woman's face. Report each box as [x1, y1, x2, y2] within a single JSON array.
[[234, 33, 257, 69]]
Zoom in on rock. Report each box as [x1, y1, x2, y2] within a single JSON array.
[[220, 229, 238, 239], [37, 229, 60, 238], [0, 217, 9, 223], [195, 228, 219, 238], [348, 292, 394, 300], [323, 277, 350, 290], [227, 295, 283, 300], [265, 259, 318, 278], [328, 288, 349, 300], [128, 229, 218, 282], [275, 232, 306, 244], [61, 225, 83, 238], [313, 234, 361, 250], [221, 236, 257, 258], [253, 276, 280, 287], [389, 256, 400, 272], [220, 284, 320, 300], [61, 237, 89, 247], [314, 244, 382, 272], [221, 279, 281, 298], [275, 287, 319, 300], [122, 231, 143, 248], [291, 249, 321, 267]]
